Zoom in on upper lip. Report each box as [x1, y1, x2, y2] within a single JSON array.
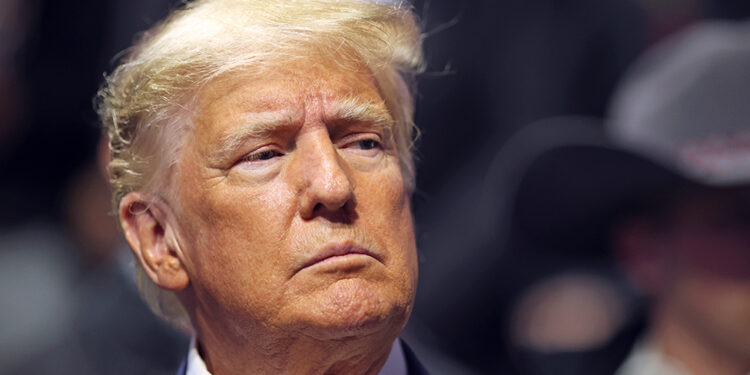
[[299, 241, 379, 271]]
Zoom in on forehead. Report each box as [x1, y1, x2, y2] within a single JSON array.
[[194, 59, 385, 123]]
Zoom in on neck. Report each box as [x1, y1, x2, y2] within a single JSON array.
[[193, 313, 399, 375], [651, 304, 748, 375]]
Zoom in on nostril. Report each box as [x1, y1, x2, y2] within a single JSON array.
[[310, 200, 355, 224]]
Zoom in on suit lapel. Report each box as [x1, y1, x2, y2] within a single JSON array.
[[176, 357, 187, 375], [401, 340, 430, 375]]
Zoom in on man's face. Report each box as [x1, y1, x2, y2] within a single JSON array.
[[167, 58, 418, 341]]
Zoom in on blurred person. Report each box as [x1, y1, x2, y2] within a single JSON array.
[[0, 157, 121, 373], [499, 21, 750, 375], [0, 0, 105, 357], [404, 0, 648, 371], [96, 1, 429, 374], [0, 1, 188, 373], [4, 137, 189, 375]]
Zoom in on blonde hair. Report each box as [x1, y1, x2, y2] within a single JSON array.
[[97, 0, 423, 329]]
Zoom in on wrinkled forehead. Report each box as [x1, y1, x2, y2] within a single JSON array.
[[199, 59, 383, 111], [187, 57, 392, 142]]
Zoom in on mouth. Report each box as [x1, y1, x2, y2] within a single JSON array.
[[298, 241, 381, 272]]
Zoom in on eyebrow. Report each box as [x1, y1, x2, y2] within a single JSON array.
[[210, 110, 300, 164], [325, 96, 394, 131]]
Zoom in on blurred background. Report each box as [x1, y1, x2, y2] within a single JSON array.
[[1, 0, 750, 374]]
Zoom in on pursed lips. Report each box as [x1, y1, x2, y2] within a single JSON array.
[[297, 241, 381, 273]]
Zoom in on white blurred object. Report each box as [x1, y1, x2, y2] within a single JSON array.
[[614, 338, 690, 375], [509, 272, 628, 352]]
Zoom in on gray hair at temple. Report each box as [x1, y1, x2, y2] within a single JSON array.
[[96, 0, 424, 330]]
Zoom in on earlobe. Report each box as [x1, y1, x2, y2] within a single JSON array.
[[120, 192, 190, 291]]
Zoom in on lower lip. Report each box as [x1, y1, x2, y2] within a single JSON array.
[[306, 253, 374, 271]]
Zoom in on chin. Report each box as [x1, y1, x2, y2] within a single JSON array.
[[296, 278, 411, 340]]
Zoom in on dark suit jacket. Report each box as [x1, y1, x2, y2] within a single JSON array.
[[176, 339, 429, 375]]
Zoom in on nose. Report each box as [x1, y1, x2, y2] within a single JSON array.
[[296, 131, 356, 221]]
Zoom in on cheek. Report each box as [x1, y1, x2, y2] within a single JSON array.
[[177, 182, 301, 321], [175, 167, 297, 288], [357, 167, 418, 283]]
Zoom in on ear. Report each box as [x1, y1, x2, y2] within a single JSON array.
[[611, 216, 665, 295], [119, 192, 189, 291]]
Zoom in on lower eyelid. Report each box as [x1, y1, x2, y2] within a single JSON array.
[[343, 147, 382, 159]]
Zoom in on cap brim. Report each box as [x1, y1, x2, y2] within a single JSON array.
[[485, 117, 690, 254], [514, 142, 687, 250]]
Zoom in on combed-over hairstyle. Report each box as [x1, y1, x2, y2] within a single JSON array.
[[97, 0, 424, 329]]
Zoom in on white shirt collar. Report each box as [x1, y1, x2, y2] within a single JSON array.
[[186, 337, 210, 375], [186, 337, 408, 375], [614, 336, 691, 375]]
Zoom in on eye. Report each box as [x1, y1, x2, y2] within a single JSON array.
[[241, 149, 283, 162], [356, 139, 380, 150], [341, 135, 384, 158]]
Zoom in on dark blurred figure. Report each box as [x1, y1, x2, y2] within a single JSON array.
[[1, 0, 189, 373], [504, 21, 750, 375], [405, 1, 647, 372], [0, 0, 31, 154], [410, 0, 646, 200], [3, 138, 188, 375], [0, 0, 106, 225], [480, 117, 644, 375]]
